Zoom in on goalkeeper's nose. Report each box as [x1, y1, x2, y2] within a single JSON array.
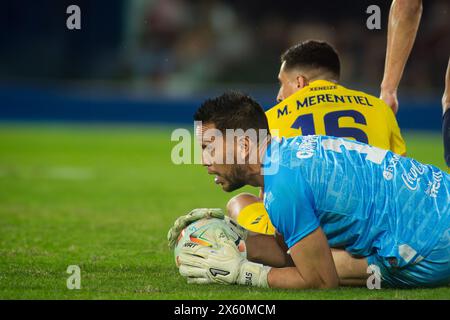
[[201, 151, 212, 167]]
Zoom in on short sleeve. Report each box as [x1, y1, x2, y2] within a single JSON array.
[[264, 165, 320, 249]]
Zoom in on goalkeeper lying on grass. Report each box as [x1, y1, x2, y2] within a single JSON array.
[[168, 92, 450, 289]]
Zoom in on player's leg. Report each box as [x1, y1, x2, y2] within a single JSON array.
[[367, 230, 450, 288], [227, 193, 292, 268], [227, 193, 275, 235], [244, 233, 295, 268], [442, 57, 450, 167], [331, 249, 370, 286]]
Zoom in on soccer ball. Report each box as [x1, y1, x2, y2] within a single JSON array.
[[174, 218, 247, 267]]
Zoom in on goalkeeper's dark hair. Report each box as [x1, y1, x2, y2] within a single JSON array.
[[194, 91, 269, 134], [281, 40, 340, 80]]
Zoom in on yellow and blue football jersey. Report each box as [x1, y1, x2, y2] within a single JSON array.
[[265, 80, 406, 155], [238, 80, 407, 235], [263, 135, 450, 287]]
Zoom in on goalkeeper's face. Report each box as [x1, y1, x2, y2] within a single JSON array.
[[196, 122, 253, 192]]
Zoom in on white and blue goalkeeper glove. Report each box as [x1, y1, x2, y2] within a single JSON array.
[[167, 208, 247, 249], [167, 208, 224, 249], [177, 229, 270, 287]]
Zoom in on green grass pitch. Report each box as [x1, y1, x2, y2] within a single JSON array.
[[0, 124, 448, 299]]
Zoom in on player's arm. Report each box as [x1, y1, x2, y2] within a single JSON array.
[[443, 57, 450, 167], [267, 227, 339, 289], [226, 193, 292, 267], [443, 57, 450, 115], [380, 0, 422, 113], [177, 226, 339, 289], [262, 178, 338, 289], [178, 170, 338, 289]]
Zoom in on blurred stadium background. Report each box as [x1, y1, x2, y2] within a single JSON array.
[[1, 0, 449, 128], [0, 0, 449, 299]]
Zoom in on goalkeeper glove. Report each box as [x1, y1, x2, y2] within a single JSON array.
[[167, 208, 248, 249], [167, 208, 224, 249], [178, 229, 270, 288]]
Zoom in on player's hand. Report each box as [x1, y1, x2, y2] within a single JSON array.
[[223, 215, 248, 242], [178, 229, 270, 287], [167, 208, 224, 249], [380, 89, 399, 114]]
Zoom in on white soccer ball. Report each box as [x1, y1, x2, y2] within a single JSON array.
[[174, 217, 247, 267]]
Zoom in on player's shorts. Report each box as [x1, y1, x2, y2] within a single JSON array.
[[367, 228, 450, 288], [236, 202, 276, 235]]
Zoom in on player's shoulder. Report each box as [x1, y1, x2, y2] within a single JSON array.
[[266, 82, 322, 113], [338, 83, 391, 111], [265, 102, 280, 117], [273, 135, 324, 164], [265, 87, 309, 117], [276, 134, 319, 148]]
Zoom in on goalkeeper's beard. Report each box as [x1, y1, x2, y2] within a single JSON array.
[[221, 165, 247, 192]]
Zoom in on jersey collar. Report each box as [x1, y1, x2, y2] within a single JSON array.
[[283, 79, 339, 102]]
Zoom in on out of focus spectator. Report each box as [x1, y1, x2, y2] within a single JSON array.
[[1, 0, 449, 96], [124, 0, 449, 95]]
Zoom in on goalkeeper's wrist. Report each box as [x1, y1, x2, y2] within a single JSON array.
[[224, 216, 248, 241], [237, 261, 271, 288]]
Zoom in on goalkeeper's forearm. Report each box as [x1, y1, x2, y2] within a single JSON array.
[[238, 261, 335, 289], [266, 267, 338, 289], [238, 264, 325, 289]]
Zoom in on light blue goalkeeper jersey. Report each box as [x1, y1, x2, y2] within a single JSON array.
[[263, 135, 450, 268]]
